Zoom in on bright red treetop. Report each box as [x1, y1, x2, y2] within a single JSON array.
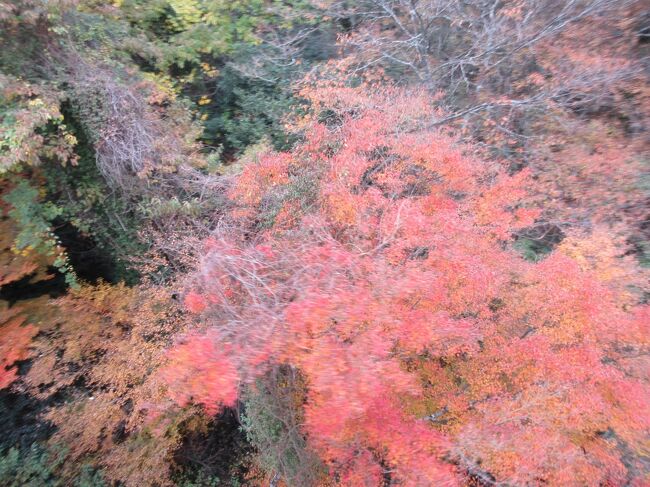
[[163, 85, 650, 486]]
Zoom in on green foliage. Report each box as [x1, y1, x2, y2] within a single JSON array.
[[630, 238, 650, 268], [0, 444, 65, 487], [0, 76, 78, 173], [74, 465, 107, 487], [4, 180, 61, 252], [3, 179, 78, 287], [634, 158, 650, 267], [0, 444, 106, 487], [116, 0, 317, 70], [241, 368, 324, 486], [241, 393, 285, 455], [513, 236, 552, 262], [513, 225, 565, 262], [111, 0, 328, 157], [40, 118, 144, 284], [200, 62, 298, 155]]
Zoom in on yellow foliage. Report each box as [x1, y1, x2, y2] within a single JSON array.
[[168, 0, 203, 28]]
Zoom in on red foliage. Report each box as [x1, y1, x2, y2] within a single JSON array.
[[0, 308, 37, 389], [162, 333, 239, 413], [184, 291, 207, 314], [164, 87, 650, 485]]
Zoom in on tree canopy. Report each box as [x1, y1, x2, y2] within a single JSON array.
[[0, 1, 648, 485]]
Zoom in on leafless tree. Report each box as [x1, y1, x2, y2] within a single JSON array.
[[323, 0, 644, 122]]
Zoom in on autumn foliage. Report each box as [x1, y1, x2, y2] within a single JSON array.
[[0, 308, 37, 389], [163, 86, 650, 485], [1, 2, 648, 485]]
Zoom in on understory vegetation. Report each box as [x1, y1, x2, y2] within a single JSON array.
[[1, 1, 649, 486]]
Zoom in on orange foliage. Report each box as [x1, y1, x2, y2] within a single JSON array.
[[19, 283, 195, 486], [164, 86, 650, 485], [0, 307, 37, 389]]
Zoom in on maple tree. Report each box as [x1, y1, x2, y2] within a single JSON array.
[[1, 1, 648, 485], [317, 0, 650, 267], [163, 83, 650, 485], [0, 308, 37, 390]]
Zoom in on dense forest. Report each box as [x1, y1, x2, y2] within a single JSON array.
[[0, 1, 649, 485]]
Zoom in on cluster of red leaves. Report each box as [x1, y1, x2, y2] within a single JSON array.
[[0, 203, 46, 391], [164, 87, 650, 485], [0, 307, 37, 389], [164, 332, 239, 413]]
